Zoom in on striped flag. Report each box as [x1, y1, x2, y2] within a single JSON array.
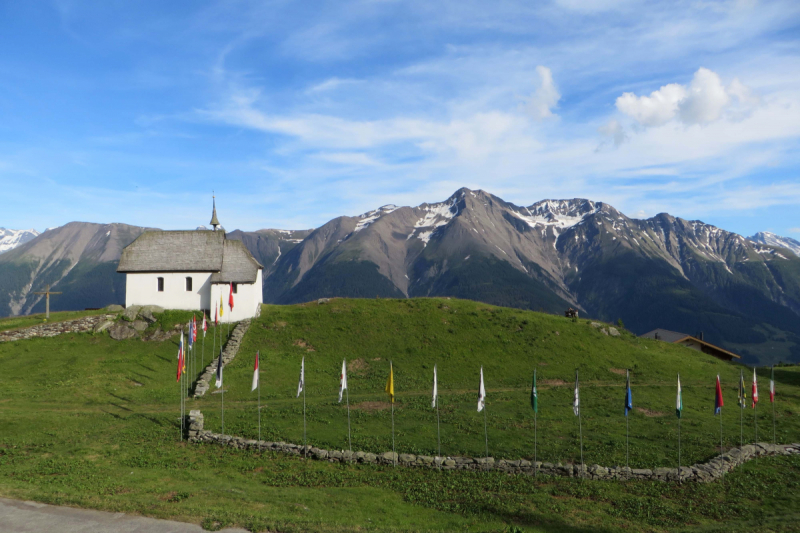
[[624, 369, 633, 417], [228, 283, 234, 311], [296, 357, 304, 398], [338, 359, 347, 403], [573, 371, 580, 416], [202, 312, 207, 337], [769, 367, 775, 403], [215, 347, 223, 388], [191, 315, 197, 344], [176, 331, 184, 382], [738, 370, 747, 408], [531, 369, 538, 414], [251, 351, 259, 392], [676, 374, 683, 418], [715, 374, 724, 415], [752, 367, 759, 408], [432, 364, 438, 409], [187, 320, 194, 351]]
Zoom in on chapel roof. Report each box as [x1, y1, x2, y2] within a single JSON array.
[[117, 230, 262, 282]]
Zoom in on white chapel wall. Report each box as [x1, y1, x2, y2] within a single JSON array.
[[125, 272, 212, 310], [209, 272, 262, 322]]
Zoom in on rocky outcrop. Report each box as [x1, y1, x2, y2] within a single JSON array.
[[192, 320, 250, 397], [0, 314, 117, 343], [185, 411, 798, 482]]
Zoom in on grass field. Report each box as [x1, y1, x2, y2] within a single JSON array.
[[0, 298, 798, 532]]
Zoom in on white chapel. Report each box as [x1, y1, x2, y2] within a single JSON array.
[[117, 198, 263, 321]]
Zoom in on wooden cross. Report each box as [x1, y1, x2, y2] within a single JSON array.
[[33, 284, 62, 319]]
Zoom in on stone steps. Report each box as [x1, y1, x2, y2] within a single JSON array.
[[192, 320, 251, 398]]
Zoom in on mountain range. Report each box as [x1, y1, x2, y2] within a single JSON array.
[[2, 188, 799, 365], [0, 228, 39, 254]]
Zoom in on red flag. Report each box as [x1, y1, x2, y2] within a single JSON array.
[[714, 374, 724, 414], [176, 332, 185, 382], [752, 368, 758, 408], [770, 367, 775, 403], [214, 301, 219, 326], [192, 315, 197, 343], [229, 282, 234, 311]]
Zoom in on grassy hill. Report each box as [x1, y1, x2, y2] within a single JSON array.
[[0, 298, 798, 532]]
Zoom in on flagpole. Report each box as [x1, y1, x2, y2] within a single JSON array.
[[391, 401, 396, 467], [754, 401, 758, 445], [772, 375, 776, 445], [740, 370, 743, 449], [483, 400, 489, 470], [678, 416, 681, 483], [346, 384, 352, 452], [436, 394, 441, 462], [534, 407, 538, 478], [626, 369, 630, 470], [258, 363, 261, 443], [303, 381, 307, 458], [578, 370, 584, 480]]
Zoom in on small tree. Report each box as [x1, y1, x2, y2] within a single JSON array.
[[617, 318, 625, 329]]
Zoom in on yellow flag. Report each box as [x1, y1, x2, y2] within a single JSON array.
[[385, 362, 395, 403], [220, 294, 224, 317]]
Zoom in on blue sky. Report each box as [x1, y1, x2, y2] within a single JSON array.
[[1, 0, 799, 237]]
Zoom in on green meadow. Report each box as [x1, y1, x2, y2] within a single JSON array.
[[0, 298, 798, 532]]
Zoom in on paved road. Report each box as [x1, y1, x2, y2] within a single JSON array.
[[0, 498, 249, 533]]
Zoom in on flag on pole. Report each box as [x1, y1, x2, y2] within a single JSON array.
[[385, 362, 395, 403], [477, 367, 486, 412], [202, 312, 207, 337], [176, 331, 184, 382], [624, 369, 633, 416], [214, 301, 219, 325], [752, 367, 759, 408], [215, 347, 223, 388], [432, 364, 438, 409], [192, 315, 197, 344], [769, 367, 775, 403], [187, 321, 194, 351], [530, 369, 538, 413], [251, 351, 259, 391], [338, 359, 348, 403], [715, 374, 724, 415], [573, 371, 580, 416], [738, 371, 747, 408], [676, 374, 683, 418], [228, 282, 234, 311], [296, 357, 305, 398], [219, 295, 224, 318]]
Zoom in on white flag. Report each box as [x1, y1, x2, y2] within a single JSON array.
[[477, 366, 486, 412], [338, 359, 347, 403], [215, 347, 223, 389], [432, 364, 438, 409], [296, 357, 305, 398], [573, 371, 580, 416]]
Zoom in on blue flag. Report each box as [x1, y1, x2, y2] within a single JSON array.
[[624, 369, 633, 416]]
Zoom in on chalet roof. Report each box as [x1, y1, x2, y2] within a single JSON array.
[[640, 328, 741, 359], [117, 230, 262, 282]]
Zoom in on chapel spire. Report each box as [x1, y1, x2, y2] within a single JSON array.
[[210, 193, 220, 231]]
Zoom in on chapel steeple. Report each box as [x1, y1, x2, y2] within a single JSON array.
[[210, 193, 220, 231]]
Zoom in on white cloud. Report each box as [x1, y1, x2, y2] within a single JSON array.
[[525, 66, 560, 120], [615, 68, 759, 127], [788, 227, 800, 234], [678, 67, 730, 124], [616, 83, 687, 126]]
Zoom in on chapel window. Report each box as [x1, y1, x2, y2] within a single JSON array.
[[186, 277, 193, 291], [233, 283, 238, 294], [157, 277, 164, 292]]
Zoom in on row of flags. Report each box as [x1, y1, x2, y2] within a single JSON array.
[[204, 350, 780, 417], [175, 282, 238, 382]]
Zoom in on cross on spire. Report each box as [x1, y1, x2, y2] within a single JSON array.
[[210, 192, 220, 231]]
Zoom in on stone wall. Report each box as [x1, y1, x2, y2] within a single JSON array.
[[0, 314, 117, 343], [192, 320, 250, 397], [185, 410, 798, 482]]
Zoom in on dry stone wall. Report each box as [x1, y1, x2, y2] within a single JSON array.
[[192, 320, 250, 397], [0, 314, 117, 343], [185, 410, 798, 482]]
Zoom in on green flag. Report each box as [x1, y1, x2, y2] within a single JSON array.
[[531, 369, 538, 413]]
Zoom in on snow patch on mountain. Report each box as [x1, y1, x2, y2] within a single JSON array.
[[512, 199, 601, 232], [353, 205, 398, 233], [749, 232, 800, 258], [0, 228, 39, 254], [408, 198, 459, 245]]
